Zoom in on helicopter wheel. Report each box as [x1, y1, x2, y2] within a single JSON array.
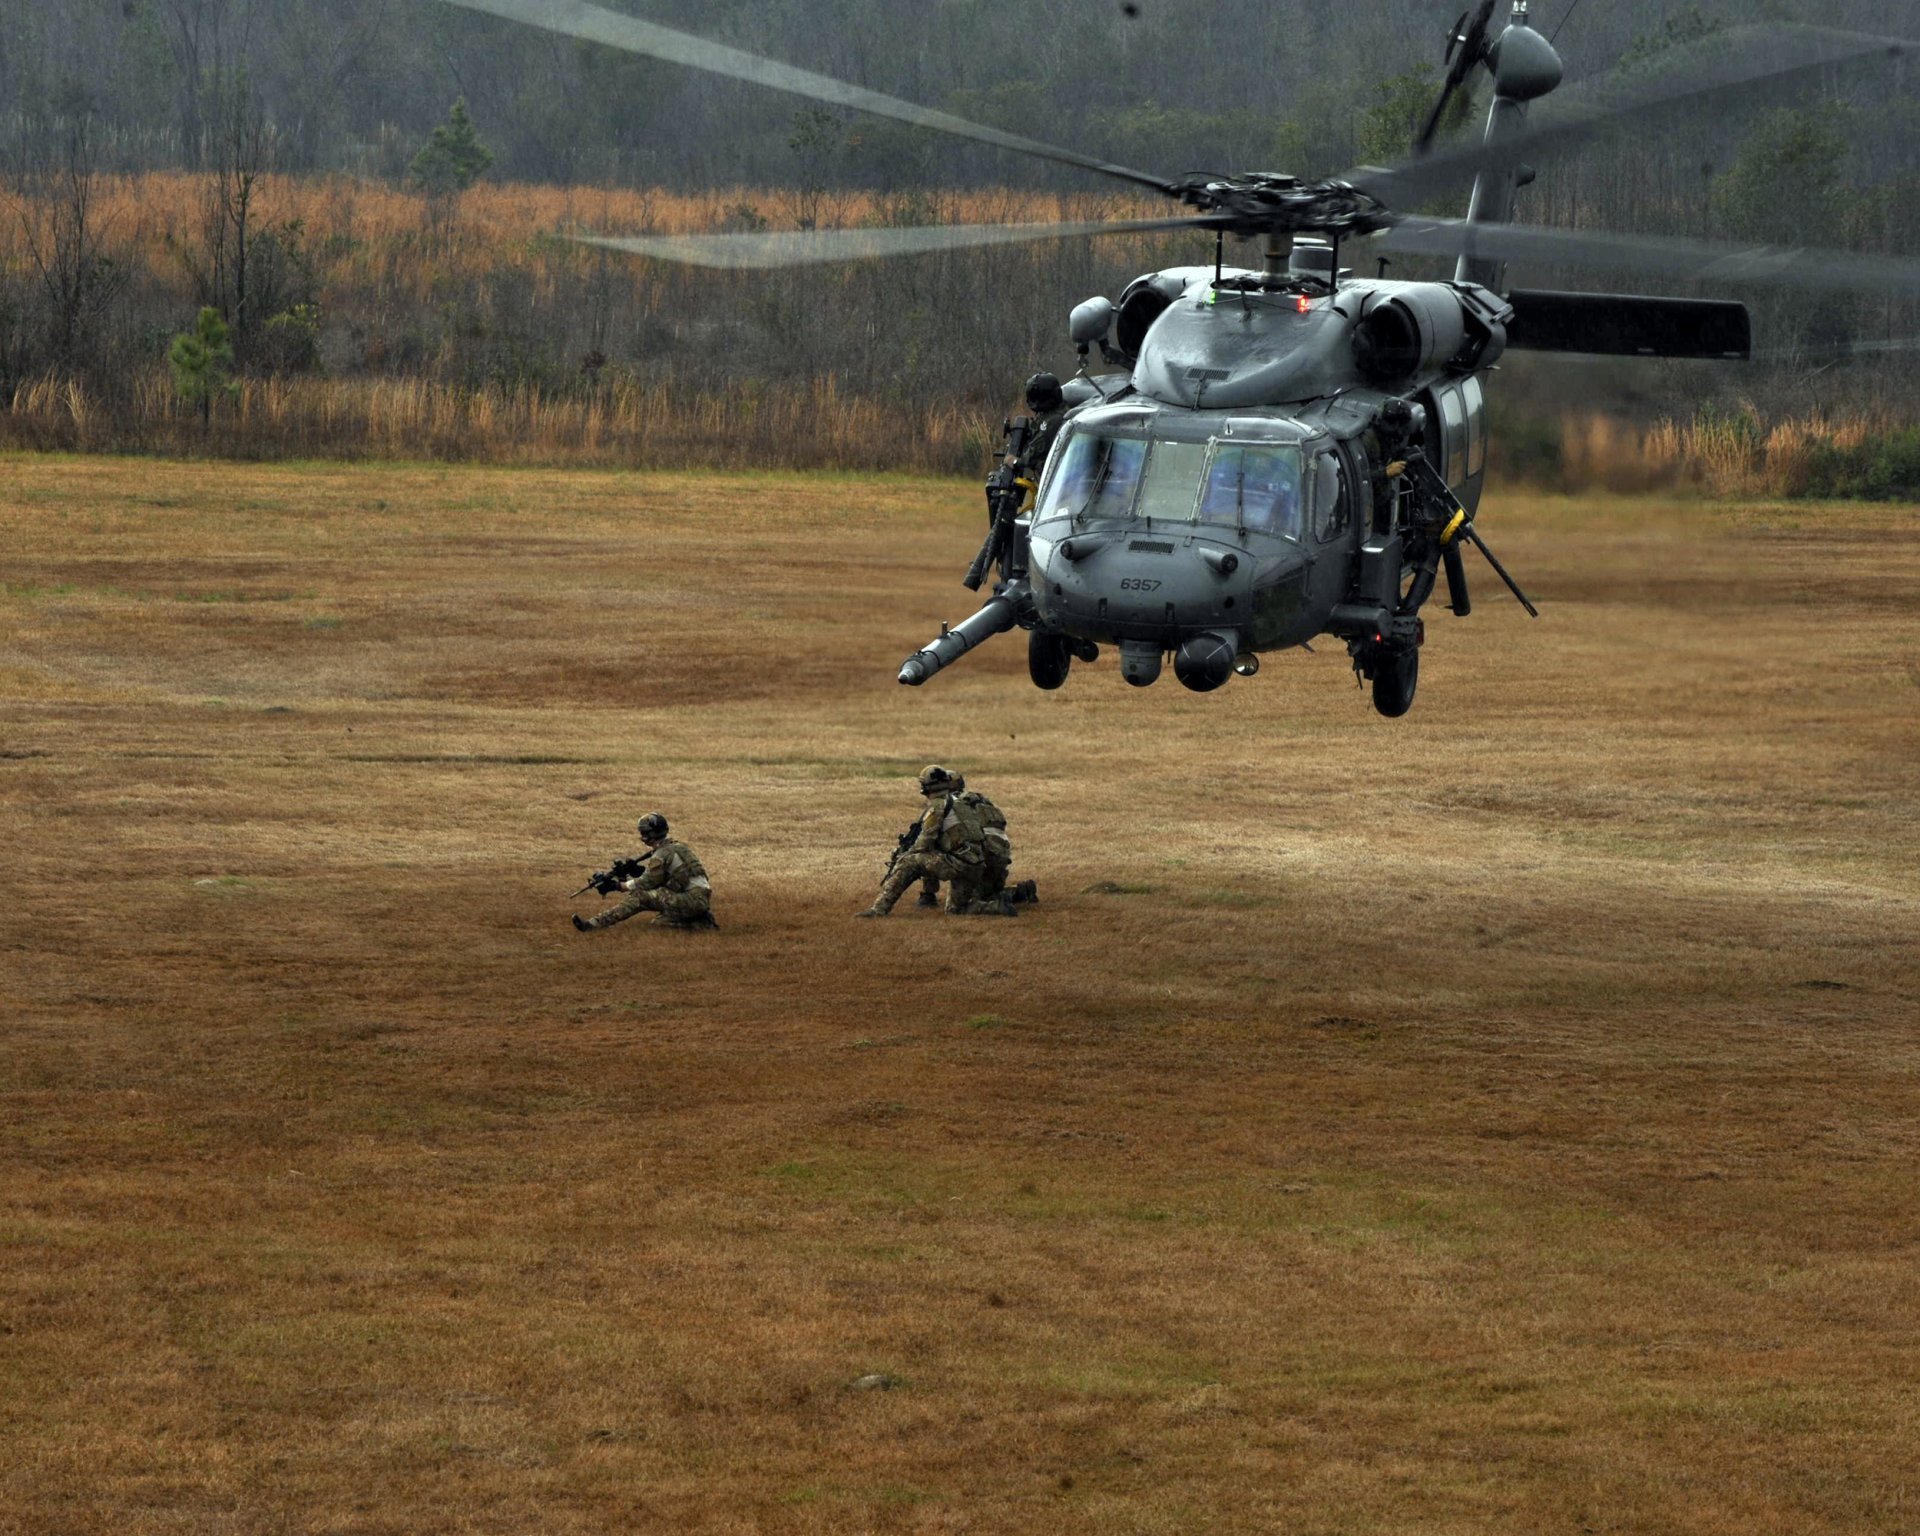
[[1371, 645, 1419, 718], [1028, 631, 1073, 691]]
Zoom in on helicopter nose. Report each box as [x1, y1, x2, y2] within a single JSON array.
[[1034, 532, 1254, 644]]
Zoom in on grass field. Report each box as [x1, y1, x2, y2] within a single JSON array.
[[3, 456, 1918, 1534]]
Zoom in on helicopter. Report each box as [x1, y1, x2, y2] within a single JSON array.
[[439, 0, 1917, 717]]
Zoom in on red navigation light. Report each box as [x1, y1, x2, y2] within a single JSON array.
[[1295, 295, 1312, 314]]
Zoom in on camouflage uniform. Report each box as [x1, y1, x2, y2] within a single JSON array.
[[578, 829, 714, 931], [864, 767, 1012, 918], [919, 783, 1014, 907]]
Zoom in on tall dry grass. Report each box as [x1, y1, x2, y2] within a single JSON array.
[[1567, 405, 1916, 498], [4, 368, 997, 471], [5, 174, 1916, 488], [6, 173, 1159, 308]]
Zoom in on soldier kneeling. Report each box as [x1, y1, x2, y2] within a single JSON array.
[[863, 765, 1017, 918], [573, 813, 717, 932], [915, 771, 1037, 909]]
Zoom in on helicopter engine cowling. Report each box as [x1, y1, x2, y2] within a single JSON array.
[[1353, 289, 1470, 385], [1111, 269, 1209, 367]]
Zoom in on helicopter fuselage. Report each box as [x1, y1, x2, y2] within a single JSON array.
[[901, 260, 1511, 701]]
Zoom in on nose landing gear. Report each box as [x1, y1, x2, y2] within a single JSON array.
[[1028, 632, 1100, 689], [1369, 643, 1420, 718], [1351, 620, 1423, 719]]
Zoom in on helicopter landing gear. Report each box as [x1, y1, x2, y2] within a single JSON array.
[[1029, 631, 1073, 690], [1350, 622, 1423, 718], [1370, 644, 1419, 718]]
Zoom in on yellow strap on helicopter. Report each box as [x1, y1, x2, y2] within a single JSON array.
[[1441, 509, 1468, 545], [1017, 476, 1037, 512]]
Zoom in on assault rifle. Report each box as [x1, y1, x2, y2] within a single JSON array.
[[572, 855, 646, 899], [963, 415, 1037, 592], [882, 822, 921, 880]]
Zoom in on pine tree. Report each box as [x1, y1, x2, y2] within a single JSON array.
[[408, 98, 495, 199], [169, 306, 236, 431]]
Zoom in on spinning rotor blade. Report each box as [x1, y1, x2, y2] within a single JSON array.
[[1417, 0, 1497, 153], [1356, 25, 1913, 211], [1750, 335, 1920, 365], [573, 216, 1219, 270], [1376, 218, 1920, 300], [435, 0, 1179, 197]]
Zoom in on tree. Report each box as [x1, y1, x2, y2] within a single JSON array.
[[409, 97, 494, 242], [1356, 65, 1476, 169], [409, 97, 494, 199], [1711, 108, 1854, 245], [196, 68, 275, 351], [11, 92, 129, 372], [169, 305, 236, 429]]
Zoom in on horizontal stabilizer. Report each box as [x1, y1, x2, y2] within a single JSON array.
[[1506, 289, 1751, 360]]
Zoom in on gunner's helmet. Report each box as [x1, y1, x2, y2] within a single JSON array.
[[918, 766, 960, 796]]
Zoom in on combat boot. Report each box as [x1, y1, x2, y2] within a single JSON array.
[[1009, 880, 1038, 905], [572, 914, 591, 932], [916, 887, 940, 908], [957, 892, 1019, 917]]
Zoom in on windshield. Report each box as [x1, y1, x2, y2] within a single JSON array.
[[1040, 426, 1302, 537], [1200, 445, 1303, 538], [1040, 430, 1146, 522]]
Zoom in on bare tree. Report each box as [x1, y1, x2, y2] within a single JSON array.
[[161, 0, 256, 166], [9, 99, 128, 372], [194, 67, 275, 351]]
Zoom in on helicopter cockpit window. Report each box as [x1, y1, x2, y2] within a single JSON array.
[[1198, 445, 1302, 538], [1040, 430, 1147, 522], [1135, 440, 1211, 521], [1314, 454, 1350, 543]]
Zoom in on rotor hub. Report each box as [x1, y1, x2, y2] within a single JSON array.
[[1172, 173, 1395, 241]]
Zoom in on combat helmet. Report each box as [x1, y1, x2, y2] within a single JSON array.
[[636, 812, 670, 842], [1025, 372, 1065, 415], [918, 765, 960, 796]]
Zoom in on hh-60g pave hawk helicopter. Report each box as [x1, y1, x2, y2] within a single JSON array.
[[441, 0, 1917, 716]]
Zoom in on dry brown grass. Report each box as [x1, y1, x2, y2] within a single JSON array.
[[3, 458, 1919, 1533], [52, 174, 1150, 276], [1578, 407, 1913, 498], [1, 172, 1158, 317], [4, 370, 997, 473]]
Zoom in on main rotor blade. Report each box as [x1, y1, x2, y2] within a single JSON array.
[[573, 217, 1218, 270], [1375, 217, 1920, 299], [1750, 335, 1920, 365], [435, 0, 1180, 197], [1354, 25, 1913, 210]]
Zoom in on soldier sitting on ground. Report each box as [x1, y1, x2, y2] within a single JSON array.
[[862, 765, 1017, 918], [573, 812, 716, 932], [916, 771, 1037, 909]]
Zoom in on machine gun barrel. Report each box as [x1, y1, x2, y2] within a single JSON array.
[[964, 470, 1027, 592], [898, 592, 1018, 686], [1460, 526, 1539, 618], [962, 519, 1005, 593]]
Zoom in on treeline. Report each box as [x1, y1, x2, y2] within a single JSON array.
[[3, 0, 1916, 187], [0, 0, 1915, 492]]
